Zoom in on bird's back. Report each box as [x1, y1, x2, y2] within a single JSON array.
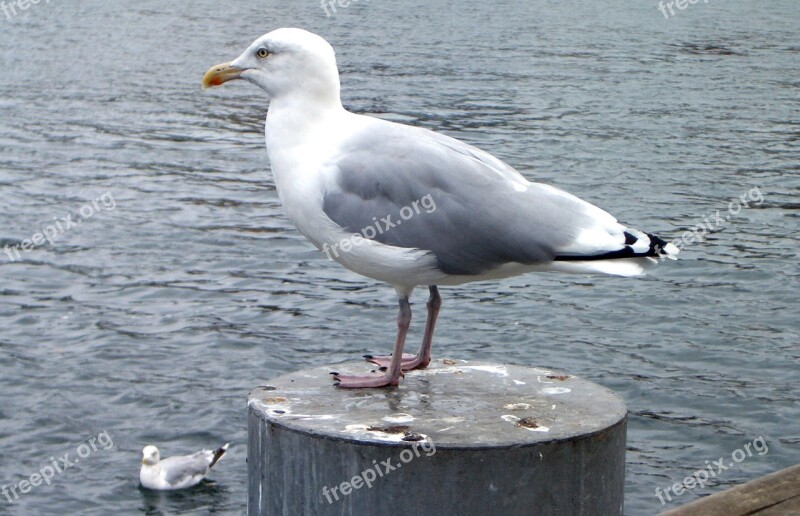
[[322, 114, 658, 278]]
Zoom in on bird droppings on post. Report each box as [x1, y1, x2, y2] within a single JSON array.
[[248, 359, 627, 514], [340, 423, 432, 443], [516, 417, 541, 430], [542, 387, 572, 395], [501, 414, 550, 432], [460, 364, 509, 376], [504, 403, 533, 411], [439, 416, 465, 423], [382, 413, 414, 424]]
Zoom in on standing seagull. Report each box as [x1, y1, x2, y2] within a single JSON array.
[[202, 28, 678, 388], [140, 443, 229, 490]]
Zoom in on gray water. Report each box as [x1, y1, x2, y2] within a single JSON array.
[[1, 0, 798, 514]]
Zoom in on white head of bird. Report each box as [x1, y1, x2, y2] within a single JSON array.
[[141, 445, 160, 466], [202, 28, 341, 106]]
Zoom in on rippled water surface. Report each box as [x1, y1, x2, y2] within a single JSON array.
[[1, 1, 798, 514]]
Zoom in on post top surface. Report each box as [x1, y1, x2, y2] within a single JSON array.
[[248, 359, 627, 448]]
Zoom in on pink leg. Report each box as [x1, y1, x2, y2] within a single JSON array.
[[365, 286, 441, 371], [333, 297, 411, 388]]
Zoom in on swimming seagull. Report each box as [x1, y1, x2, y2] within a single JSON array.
[[202, 28, 678, 388], [140, 443, 229, 490]]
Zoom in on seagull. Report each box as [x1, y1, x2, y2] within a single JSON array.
[[139, 443, 229, 490], [202, 28, 678, 389]]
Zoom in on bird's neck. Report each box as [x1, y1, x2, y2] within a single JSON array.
[[140, 463, 161, 479], [265, 94, 346, 150]]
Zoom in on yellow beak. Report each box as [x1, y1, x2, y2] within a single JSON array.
[[202, 61, 245, 90]]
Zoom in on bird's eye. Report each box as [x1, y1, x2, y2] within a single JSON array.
[[256, 48, 269, 59]]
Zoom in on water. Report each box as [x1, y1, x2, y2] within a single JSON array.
[[0, 1, 797, 514]]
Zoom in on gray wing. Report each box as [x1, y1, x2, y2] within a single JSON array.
[[322, 120, 620, 276], [161, 452, 211, 487]]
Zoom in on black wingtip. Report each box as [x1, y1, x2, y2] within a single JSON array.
[[646, 232, 671, 256], [555, 231, 675, 261], [208, 443, 229, 470]]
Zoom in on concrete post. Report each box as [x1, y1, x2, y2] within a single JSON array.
[[248, 360, 627, 515]]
